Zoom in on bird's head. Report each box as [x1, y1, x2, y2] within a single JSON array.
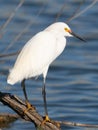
[[46, 22, 85, 42], [64, 23, 86, 42]]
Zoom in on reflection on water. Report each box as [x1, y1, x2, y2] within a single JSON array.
[[0, 0, 98, 130]]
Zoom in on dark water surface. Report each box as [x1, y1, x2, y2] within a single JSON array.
[[0, 0, 98, 130]]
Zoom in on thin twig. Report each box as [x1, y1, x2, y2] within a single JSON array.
[[4, 1, 46, 53], [0, 51, 20, 58], [66, 0, 85, 23], [55, 3, 66, 22], [67, 0, 98, 22], [0, 2, 45, 59], [55, 120, 98, 128], [0, 0, 24, 32], [55, 0, 98, 23]]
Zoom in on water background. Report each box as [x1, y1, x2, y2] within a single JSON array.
[[0, 0, 98, 130]]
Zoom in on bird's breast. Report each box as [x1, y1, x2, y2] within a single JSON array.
[[54, 36, 66, 58]]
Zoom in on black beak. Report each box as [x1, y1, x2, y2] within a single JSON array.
[[70, 31, 86, 42]]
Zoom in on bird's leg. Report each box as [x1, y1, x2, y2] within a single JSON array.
[[41, 79, 50, 125], [21, 79, 34, 112], [41, 79, 60, 128]]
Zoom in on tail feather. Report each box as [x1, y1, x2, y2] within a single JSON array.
[[7, 69, 21, 85], [7, 78, 15, 85]]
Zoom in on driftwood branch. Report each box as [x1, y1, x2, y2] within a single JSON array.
[[0, 0, 24, 32], [0, 91, 60, 130], [0, 113, 19, 128], [0, 91, 98, 130]]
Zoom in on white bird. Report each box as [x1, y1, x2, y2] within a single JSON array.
[[7, 22, 85, 123]]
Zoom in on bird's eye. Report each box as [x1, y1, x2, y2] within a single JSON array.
[[64, 28, 69, 32], [64, 28, 71, 33]]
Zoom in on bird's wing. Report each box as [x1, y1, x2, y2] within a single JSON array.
[[12, 31, 57, 78]]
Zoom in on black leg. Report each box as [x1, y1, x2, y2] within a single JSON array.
[[21, 79, 35, 112], [21, 79, 29, 105], [41, 78, 51, 125], [42, 79, 48, 116]]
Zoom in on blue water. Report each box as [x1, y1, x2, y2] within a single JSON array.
[[0, 0, 98, 130]]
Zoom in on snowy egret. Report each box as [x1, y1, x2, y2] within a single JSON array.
[[7, 22, 85, 123]]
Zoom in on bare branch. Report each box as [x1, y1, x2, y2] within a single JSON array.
[[56, 120, 98, 128], [0, 91, 60, 130], [67, 0, 98, 22], [55, 3, 66, 22], [0, 91, 98, 130], [0, 51, 19, 58], [0, 0, 24, 32], [4, 1, 46, 53], [66, 0, 84, 23]]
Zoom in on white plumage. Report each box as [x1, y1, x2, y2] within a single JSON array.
[[7, 22, 85, 121], [7, 22, 72, 85]]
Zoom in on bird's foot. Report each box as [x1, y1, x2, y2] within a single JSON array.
[[41, 115, 60, 128], [24, 102, 35, 113], [41, 115, 51, 125]]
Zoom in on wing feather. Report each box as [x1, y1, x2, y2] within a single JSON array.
[[7, 31, 57, 84]]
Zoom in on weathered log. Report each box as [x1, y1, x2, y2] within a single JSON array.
[[0, 113, 19, 128], [0, 92, 60, 130], [0, 91, 98, 130]]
